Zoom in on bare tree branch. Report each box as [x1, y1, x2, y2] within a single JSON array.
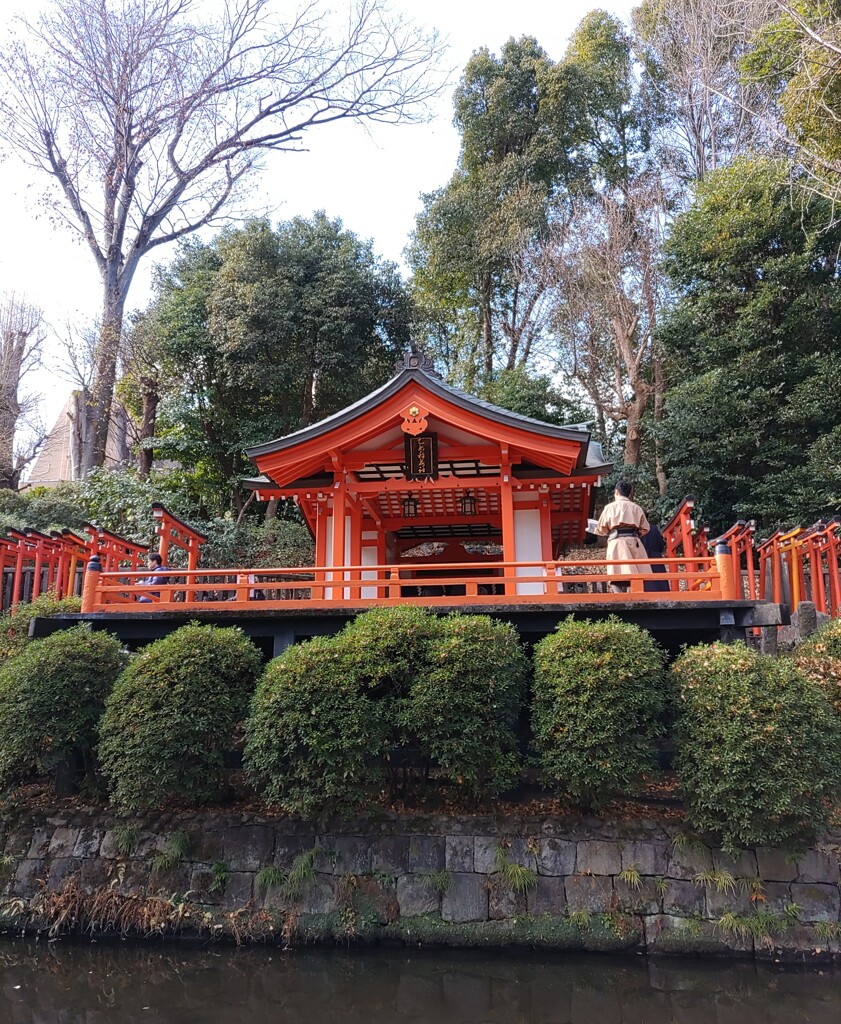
[[0, 294, 45, 489], [0, 0, 445, 475]]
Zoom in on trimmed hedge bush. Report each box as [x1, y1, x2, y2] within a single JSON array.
[[244, 634, 391, 815], [245, 607, 526, 814], [531, 617, 666, 810], [405, 614, 525, 798], [99, 623, 262, 808], [0, 624, 127, 789], [0, 594, 83, 663], [672, 642, 841, 852], [794, 619, 841, 714]]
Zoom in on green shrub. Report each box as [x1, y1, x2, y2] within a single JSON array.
[[244, 635, 390, 815], [0, 594, 83, 664], [245, 607, 528, 814], [531, 617, 667, 810], [404, 614, 525, 797], [0, 625, 127, 789], [336, 605, 441, 698], [672, 642, 841, 852], [794, 619, 841, 714], [99, 623, 262, 808], [199, 518, 314, 569]]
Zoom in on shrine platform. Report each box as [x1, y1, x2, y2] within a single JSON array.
[[31, 595, 784, 658]]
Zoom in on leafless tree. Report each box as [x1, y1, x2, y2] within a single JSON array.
[[0, 0, 444, 476], [750, 1, 841, 209], [548, 174, 669, 476], [0, 295, 46, 490], [57, 320, 133, 480], [499, 225, 564, 374], [633, 0, 776, 185]]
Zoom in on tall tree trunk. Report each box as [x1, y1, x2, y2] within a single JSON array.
[[479, 273, 493, 381], [68, 388, 94, 482], [137, 375, 159, 480], [86, 280, 126, 476], [653, 351, 667, 496], [0, 396, 18, 489], [623, 398, 645, 467]]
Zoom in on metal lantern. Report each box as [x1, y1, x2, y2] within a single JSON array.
[[402, 491, 419, 518], [459, 489, 477, 516]]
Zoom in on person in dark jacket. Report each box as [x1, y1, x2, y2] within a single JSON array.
[[641, 519, 671, 593]]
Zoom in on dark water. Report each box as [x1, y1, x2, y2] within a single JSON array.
[[0, 943, 839, 1023]]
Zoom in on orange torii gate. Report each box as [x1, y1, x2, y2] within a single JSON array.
[[52, 530, 89, 602], [151, 503, 206, 569], [83, 524, 148, 573], [758, 526, 802, 610], [151, 504, 207, 602], [661, 496, 710, 591], [798, 519, 841, 617]]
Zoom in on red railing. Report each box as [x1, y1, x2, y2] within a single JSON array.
[[82, 553, 738, 613]]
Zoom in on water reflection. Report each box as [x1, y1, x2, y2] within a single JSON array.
[[0, 942, 838, 1024]]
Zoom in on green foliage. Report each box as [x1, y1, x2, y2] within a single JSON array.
[[693, 869, 736, 895], [208, 861, 230, 895], [408, 35, 585, 387], [569, 909, 592, 930], [244, 634, 391, 816], [254, 849, 317, 901], [254, 865, 285, 894], [672, 642, 841, 852], [99, 624, 262, 808], [531, 617, 667, 810], [794, 619, 841, 715], [815, 920, 841, 943], [418, 870, 452, 895], [402, 614, 525, 798], [0, 485, 87, 535], [617, 866, 642, 891], [113, 825, 138, 858], [145, 215, 410, 511], [0, 594, 82, 664], [0, 625, 127, 788], [494, 844, 538, 894], [660, 156, 841, 529], [480, 367, 589, 426], [150, 832, 190, 873], [198, 518, 313, 570], [77, 468, 193, 544], [245, 608, 526, 814]]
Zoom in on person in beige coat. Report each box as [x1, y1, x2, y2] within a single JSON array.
[[594, 480, 650, 593]]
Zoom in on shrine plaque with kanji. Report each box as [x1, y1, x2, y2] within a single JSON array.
[[404, 433, 438, 480]]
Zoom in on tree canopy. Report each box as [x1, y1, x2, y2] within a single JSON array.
[[141, 214, 411, 512], [659, 157, 841, 528]]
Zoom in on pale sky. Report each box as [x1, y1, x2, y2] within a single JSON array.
[[0, 0, 636, 426]]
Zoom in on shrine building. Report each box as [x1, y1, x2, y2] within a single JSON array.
[[243, 350, 611, 599]]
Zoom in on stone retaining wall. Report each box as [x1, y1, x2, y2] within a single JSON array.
[[2, 807, 841, 960]]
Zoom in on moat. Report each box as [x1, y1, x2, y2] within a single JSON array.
[[0, 943, 838, 1023]]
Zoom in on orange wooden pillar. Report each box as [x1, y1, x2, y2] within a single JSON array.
[[500, 462, 515, 597], [314, 499, 328, 599], [348, 499, 362, 601], [330, 481, 346, 602]]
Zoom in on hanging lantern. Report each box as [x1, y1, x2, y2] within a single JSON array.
[[402, 491, 419, 518], [459, 489, 477, 516]]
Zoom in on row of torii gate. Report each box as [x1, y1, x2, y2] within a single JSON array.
[[2, 497, 841, 619], [0, 505, 205, 611]]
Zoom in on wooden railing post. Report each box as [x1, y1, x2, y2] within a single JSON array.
[[81, 554, 102, 613], [715, 543, 738, 601]]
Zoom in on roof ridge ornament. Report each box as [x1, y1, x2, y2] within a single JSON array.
[[397, 341, 440, 377]]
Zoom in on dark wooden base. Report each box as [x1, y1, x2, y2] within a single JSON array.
[[31, 599, 786, 660]]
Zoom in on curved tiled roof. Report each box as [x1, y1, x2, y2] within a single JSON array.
[[246, 365, 601, 460]]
